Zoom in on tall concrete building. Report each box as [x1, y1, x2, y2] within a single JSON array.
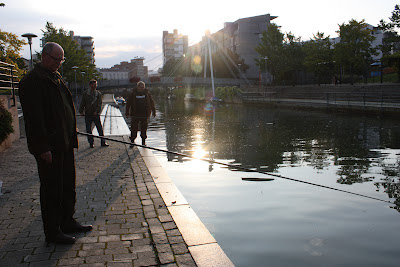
[[162, 29, 188, 64], [189, 14, 277, 79], [70, 31, 95, 64]]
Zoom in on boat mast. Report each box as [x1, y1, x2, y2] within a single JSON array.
[[206, 30, 215, 98]]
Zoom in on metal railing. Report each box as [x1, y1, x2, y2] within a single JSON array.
[[0, 61, 19, 107]]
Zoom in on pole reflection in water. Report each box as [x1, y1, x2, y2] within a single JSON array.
[[145, 99, 400, 267]]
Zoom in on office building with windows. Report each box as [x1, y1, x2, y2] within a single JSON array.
[[189, 14, 277, 79], [99, 57, 148, 81], [69, 31, 95, 64], [162, 29, 189, 64]]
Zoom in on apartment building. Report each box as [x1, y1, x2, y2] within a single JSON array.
[[70, 31, 95, 64], [99, 57, 148, 81], [189, 14, 277, 79], [162, 29, 189, 64]]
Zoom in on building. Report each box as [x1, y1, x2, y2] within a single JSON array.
[[40, 31, 95, 64], [189, 14, 277, 79], [99, 57, 148, 81], [330, 24, 384, 61], [70, 31, 95, 64], [162, 29, 188, 64], [98, 69, 130, 81]]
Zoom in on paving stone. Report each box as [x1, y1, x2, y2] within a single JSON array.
[[135, 251, 158, 266], [84, 254, 113, 263], [175, 253, 197, 266], [113, 252, 138, 261], [156, 243, 173, 254], [98, 235, 120, 243], [159, 215, 173, 223], [171, 243, 189, 255], [107, 261, 133, 267], [159, 252, 175, 265], [152, 232, 169, 244]]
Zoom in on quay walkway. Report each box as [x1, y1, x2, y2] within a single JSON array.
[[240, 84, 400, 114], [0, 99, 233, 266]]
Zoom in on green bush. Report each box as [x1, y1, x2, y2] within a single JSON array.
[[0, 102, 13, 143], [215, 86, 242, 101]]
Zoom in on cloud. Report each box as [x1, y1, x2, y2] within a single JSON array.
[[94, 37, 163, 68]]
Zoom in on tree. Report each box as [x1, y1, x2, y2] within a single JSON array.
[[334, 19, 377, 84], [40, 22, 98, 86], [206, 49, 248, 79], [379, 4, 400, 81], [161, 49, 248, 79], [0, 29, 27, 77], [161, 57, 187, 77], [303, 32, 334, 85], [283, 32, 305, 86], [255, 23, 285, 84]]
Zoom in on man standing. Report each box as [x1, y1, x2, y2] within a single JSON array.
[[19, 42, 92, 244], [125, 81, 156, 146], [79, 79, 109, 148]]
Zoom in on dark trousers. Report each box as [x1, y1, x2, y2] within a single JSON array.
[[85, 115, 106, 145], [35, 149, 76, 238], [130, 117, 148, 141]]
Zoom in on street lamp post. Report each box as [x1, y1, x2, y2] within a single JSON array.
[[264, 56, 268, 86], [81, 71, 86, 93], [21, 33, 38, 70], [72, 66, 78, 103], [86, 66, 90, 81]]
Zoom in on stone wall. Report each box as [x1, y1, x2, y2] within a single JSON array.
[[0, 95, 20, 152]]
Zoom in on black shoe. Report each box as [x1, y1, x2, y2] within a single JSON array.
[[101, 143, 109, 147], [62, 222, 93, 234], [46, 232, 76, 244], [89, 143, 94, 148]]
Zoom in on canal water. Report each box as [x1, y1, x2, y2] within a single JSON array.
[[126, 99, 400, 266]]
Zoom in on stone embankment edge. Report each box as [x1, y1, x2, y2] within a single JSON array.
[[138, 147, 234, 267]]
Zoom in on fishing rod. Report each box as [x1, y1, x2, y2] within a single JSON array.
[[77, 131, 397, 205], [76, 114, 129, 118]]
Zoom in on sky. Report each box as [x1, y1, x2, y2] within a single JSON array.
[[1, 0, 398, 71]]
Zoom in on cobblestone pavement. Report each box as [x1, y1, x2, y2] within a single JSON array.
[[0, 117, 197, 266]]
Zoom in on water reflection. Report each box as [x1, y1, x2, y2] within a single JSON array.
[[154, 99, 400, 209]]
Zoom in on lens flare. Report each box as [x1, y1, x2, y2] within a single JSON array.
[[191, 55, 203, 74]]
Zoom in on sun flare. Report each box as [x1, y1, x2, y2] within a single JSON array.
[[192, 147, 207, 160]]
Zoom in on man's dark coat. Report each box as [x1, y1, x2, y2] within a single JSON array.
[[19, 63, 78, 156]]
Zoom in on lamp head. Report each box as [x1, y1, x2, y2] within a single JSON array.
[[22, 33, 38, 44]]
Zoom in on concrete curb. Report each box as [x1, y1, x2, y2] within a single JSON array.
[[139, 147, 234, 267]]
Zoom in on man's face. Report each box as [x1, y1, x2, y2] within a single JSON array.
[[90, 81, 97, 90], [42, 45, 65, 72], [137, 83, 145, 91]]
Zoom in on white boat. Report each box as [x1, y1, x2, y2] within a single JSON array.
[[184, 94, 196, 101]]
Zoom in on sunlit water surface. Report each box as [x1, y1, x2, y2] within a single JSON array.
[[125, 100, 400, 267]]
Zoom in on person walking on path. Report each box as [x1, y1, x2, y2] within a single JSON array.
[[125, 81, 156, 146], [79, 79, 109, 148], [19, 42, 93, 245]]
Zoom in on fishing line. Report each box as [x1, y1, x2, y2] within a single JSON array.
[[77, 131, 396, 205], [76, 114, 129, 118]]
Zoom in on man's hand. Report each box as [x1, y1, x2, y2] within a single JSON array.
[[40, 151, 52, 164]]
